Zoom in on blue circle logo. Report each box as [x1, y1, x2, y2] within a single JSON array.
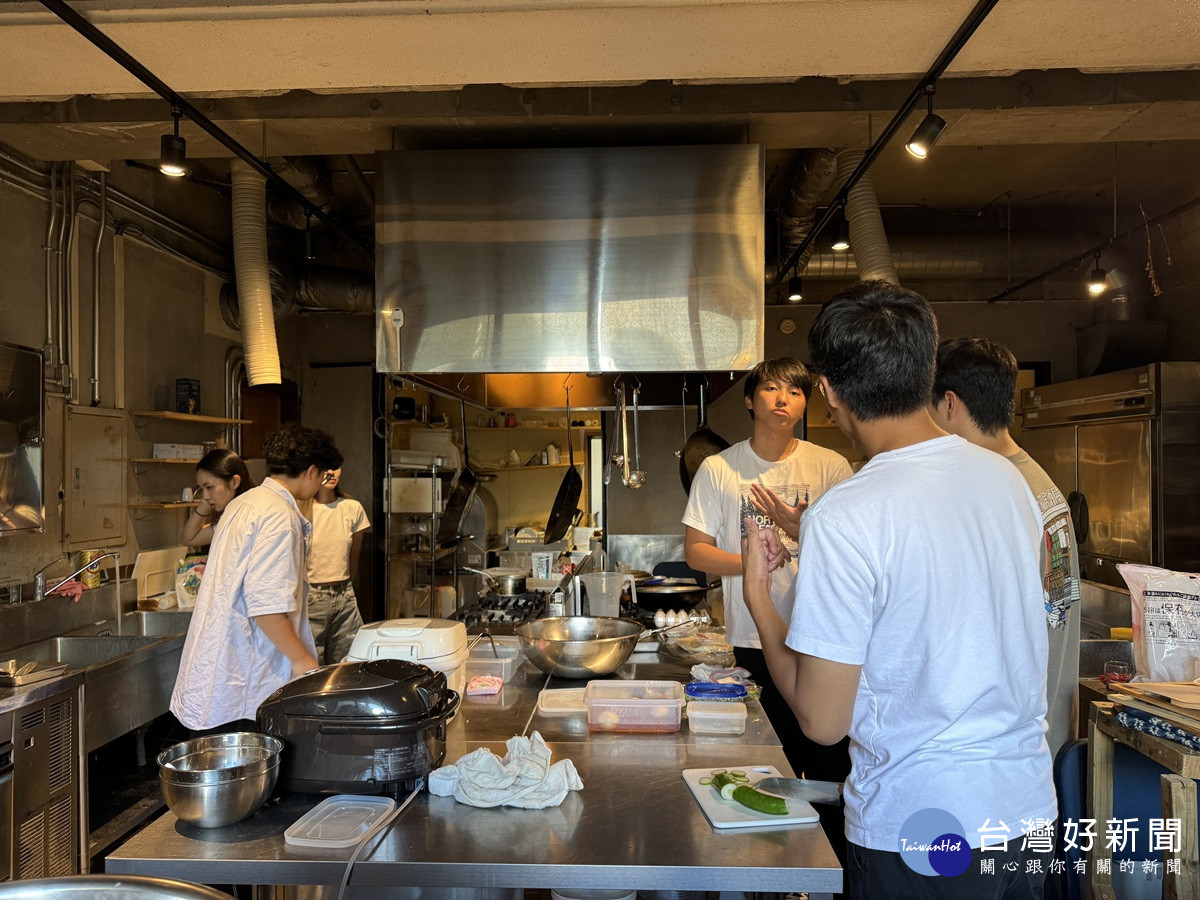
[[897, 808, 971, 877]]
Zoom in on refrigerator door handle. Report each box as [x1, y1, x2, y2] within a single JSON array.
[[1067, 490, 1089, 544]]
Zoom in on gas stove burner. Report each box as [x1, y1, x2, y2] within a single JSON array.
[[456, 588, 548, 628]]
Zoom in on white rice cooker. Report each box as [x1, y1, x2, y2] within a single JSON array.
[[347, 618, 468, 696]]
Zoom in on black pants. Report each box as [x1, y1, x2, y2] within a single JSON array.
[[735, 646, 851, 877], [847, 841, 1049, 899]]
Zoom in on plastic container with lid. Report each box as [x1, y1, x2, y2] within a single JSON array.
[[686, 700, 748, 735], [284, 794, 397, 848], [346, 618, 468, 695], [584, 680, 684, 733], [684, 682, 749, 702], [464, 636, 523, 683]]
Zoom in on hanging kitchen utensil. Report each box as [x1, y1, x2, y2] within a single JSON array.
[[674, 381, 687, 460], [435, 393, 479, 546], [544, 383, 583, 544], [620, 383, 632, 487], [603, 381, 624, 486], [628, 383, 646, 489], [679, 379, 731, 494]]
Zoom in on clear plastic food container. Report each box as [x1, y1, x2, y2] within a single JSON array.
[[584, 680, 685, 733], [686, 700, 748, 735], [464, 637, 523, 683]]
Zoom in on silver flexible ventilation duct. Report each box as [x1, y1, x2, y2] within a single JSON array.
[[836, 149, 898, 284], [767, 148, 838, 282], [230, 160, 281, 386]]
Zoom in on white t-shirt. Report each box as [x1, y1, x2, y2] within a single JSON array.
[[308, 497, 370, 583], [682, 438, 853, 647], [171, 477, 317, 730], [787, 435, 1057, 851], [1009, 449, 1082, 759]]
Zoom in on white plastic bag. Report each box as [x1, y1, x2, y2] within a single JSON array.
[[1118, 563, 1200, 681]]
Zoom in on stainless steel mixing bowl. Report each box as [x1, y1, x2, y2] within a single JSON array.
[[514, 616, 643, 679], [157, 732, 282, 828]]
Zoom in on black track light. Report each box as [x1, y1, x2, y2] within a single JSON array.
[[905, 84, 947, 160], [831, 215, 850, 252], [159, 106, 187, 177], [1087, 253, 1107, 295], [787, 275, 804, 303]]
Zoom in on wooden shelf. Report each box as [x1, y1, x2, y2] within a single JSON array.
[[128, 501, 200, 510], [130, 458, 200, 465], [468, 426, 600, 434], [131, 411, 251, 425], [476, 463, 580, 475]]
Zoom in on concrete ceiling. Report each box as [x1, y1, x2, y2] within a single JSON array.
[[2, 0, 1200, 265]]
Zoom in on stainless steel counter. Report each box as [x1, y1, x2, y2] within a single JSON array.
[[0, 670, 84, 716], [107, 648, 843, 896]]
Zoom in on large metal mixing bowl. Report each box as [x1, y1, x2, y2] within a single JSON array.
[[514, 616, 643, 679], [157, 732, 282, 828]]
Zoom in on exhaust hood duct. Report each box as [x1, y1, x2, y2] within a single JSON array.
[[836, 149, 898, 285], [376, 145, 764, 375], [766, 148, 838, 282], [230, 160, 282, 386], [265, 156, 334, 231]]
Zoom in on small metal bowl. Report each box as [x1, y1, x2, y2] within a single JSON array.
[[514, 616, 643, 679], [157, 732, 282, 828]]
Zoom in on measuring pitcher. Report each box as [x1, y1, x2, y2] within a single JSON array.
[[579, 572, 635, 618]]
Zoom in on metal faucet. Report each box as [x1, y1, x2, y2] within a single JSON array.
[[33, 553, 122, 628]]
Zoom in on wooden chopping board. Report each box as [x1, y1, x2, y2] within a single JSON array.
[[1111, 682, 1200, 709], [682, 765, 820, 829]]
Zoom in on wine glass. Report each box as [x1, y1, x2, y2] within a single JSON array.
[[1101, 660, 1133, 687]]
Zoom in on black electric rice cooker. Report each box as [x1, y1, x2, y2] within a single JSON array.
[[257, 658, 460, 796]]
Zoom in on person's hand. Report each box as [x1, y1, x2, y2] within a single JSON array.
[[749, 483, 806, 540], [194, 499, 213, 517], [292, 653, 319, 679], [742, 516, 787, 596]]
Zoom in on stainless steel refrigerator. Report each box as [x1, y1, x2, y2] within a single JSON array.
[[1020, 362, 1200, 589]]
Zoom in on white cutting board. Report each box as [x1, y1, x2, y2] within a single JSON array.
[[682, 766, 820, 829]]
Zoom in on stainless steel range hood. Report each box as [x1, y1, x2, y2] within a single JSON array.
[[375, 145, 764, 396]]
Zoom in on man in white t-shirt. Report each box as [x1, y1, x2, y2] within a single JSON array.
[[682, 357, 853, 790], [171, 425, 343, 735], [741, 282, 1056, 898], [930, 336, 1081, 760]]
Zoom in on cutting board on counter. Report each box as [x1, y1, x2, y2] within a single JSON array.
[[133, 546, 187, 601], [682, 766, 819, 829]]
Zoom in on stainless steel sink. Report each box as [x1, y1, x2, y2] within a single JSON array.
[[17, 635, 160, 668], [13, 632, 188, 752], [132, 610, 193, 637]]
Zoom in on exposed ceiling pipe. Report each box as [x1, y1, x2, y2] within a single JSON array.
[[836, 148, 898, 284], [43, 161, 59, 370], [766, 148, 838, 282], [90, 171, 106, 406], [337, 154, 375, 210], [773, 0, 1001, 284], [230, 160, 282, 386], [265, 156, 334, 231], [37, 0, 372, 259]]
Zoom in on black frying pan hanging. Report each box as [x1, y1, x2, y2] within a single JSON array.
[[435, 396, 479, 546], [679, 380, 731, 494], [545, 394, 583, 545]]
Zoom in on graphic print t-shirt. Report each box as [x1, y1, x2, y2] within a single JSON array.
[[682, 439, 853, 647]]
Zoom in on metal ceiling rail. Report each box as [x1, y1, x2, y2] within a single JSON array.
[[771, 0, 1001, 286], [37, 0, 374, 260]]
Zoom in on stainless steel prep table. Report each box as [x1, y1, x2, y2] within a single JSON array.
[[107, 647, 842, 896]]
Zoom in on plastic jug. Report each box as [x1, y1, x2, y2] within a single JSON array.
[[579, 572, 635, 618]]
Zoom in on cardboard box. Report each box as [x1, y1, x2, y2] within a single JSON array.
[[152, 443, 206, 460], [175, 378, 201, 415]]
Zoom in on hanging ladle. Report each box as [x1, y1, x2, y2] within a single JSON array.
[[627, 385, 646, 489]]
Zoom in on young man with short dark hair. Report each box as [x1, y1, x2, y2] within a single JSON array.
[[741, 283, 1055, 897], [931, 336, 1081, 758], [172, 424, 344, 734]]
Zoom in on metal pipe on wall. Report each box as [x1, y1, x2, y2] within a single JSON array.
[[43, 162, 59, 368], [61, 163, 77, 398], [90, 172, 106, 406]]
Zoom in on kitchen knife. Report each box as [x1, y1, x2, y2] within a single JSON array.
[[754, 777, 843, 805]]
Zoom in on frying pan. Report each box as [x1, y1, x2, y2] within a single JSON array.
[[544, 392, 582, 544], [435, 396, 479, 546], [679, 380, 731, 494]]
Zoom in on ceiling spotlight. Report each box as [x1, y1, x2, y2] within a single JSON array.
[[787, 275, 803, 303], [831, 215, 850, 252], [1087, 253, 1107, 295], [905, 84, 947, 160], [159, 106, 187, 177]]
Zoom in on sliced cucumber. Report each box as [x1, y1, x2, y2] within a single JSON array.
[[730, 785, 788, 816]]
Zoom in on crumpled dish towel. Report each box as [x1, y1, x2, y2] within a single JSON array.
[[427, 730, 583, 808]]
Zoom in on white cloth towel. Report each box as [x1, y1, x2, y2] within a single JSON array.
[[427, 731, 583, 808]]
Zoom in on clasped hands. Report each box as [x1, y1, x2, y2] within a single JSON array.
[[741, 515, 791, 593]]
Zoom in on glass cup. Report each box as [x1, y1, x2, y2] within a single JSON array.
[[1101, 660, 1133, 687]]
